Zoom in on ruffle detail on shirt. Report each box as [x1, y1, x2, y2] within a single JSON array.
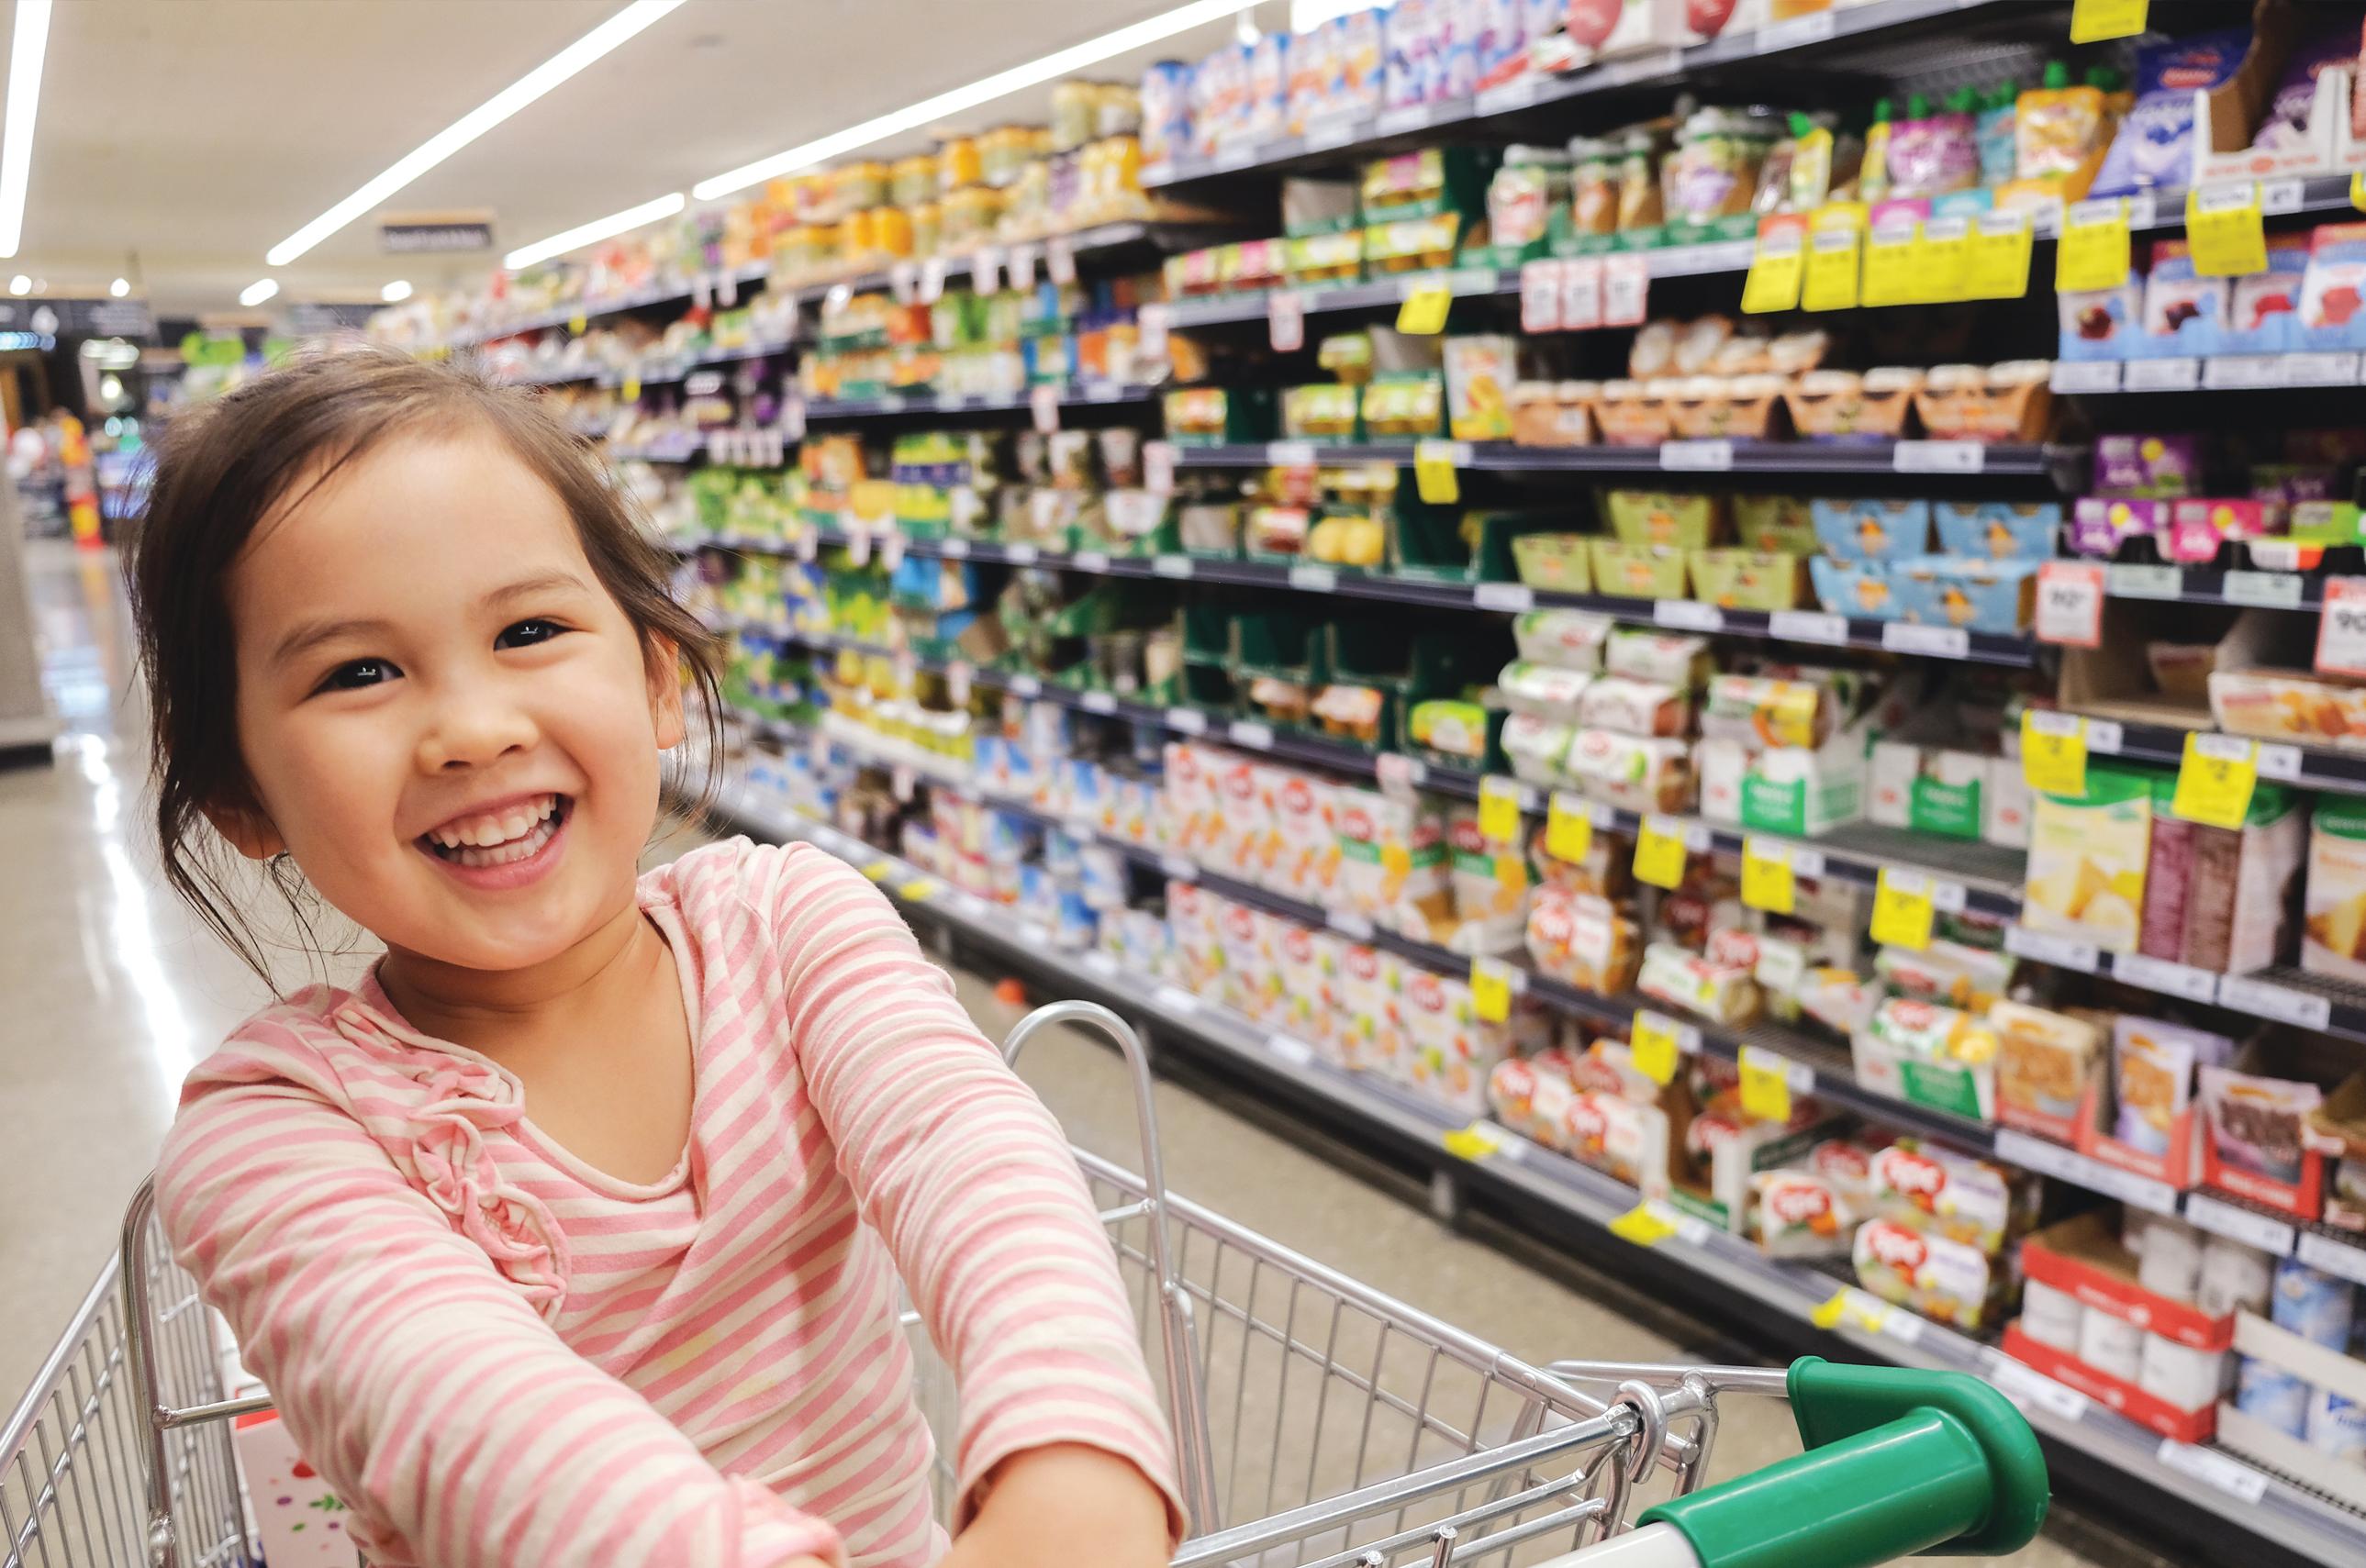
[[329, 997, 573, 1323]]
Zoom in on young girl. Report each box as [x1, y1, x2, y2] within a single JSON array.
[[130, 348, 1182, 1568]]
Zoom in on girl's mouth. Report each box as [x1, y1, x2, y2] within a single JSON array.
[[419, 794, 570, 869]]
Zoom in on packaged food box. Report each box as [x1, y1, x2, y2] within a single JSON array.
[[1589, 538, 1690, 599], [2165, 498, 2285, 565], [1332, 786, 1446, 923], [1892, 556, 2037, 635], [1590, 379, 1676, 446], [2155, 782, 2304, 975], [1668, 373, 1785, 440], [1854, 1218, 2002, 1330], [1408, 698, 1491, 768], [1914, 361, 2054, 444], [1933, 500, 2062, 562], [1783, 367, 1923, 441], [2210, 667, 2366, 749], [1869, 742, 1988, 840], [1874, 939, 2015, 1014], [1360, 373, 1447, 439], [2095, 433, 2205, 498], [2199, 1047, 2338, 1221], [1512, 608, 1616, 670], [1490, 1051, 1577, 1145], [1567, 730, 1693, 814], [1283, 383, 1362, 442], [1868, 1140, 2033, 1258], [1400, 968, 1510, 1116], [1733, 493, 1821, 555], [2111, 1016, 2236, 1164], [1605, 630, 1713, 687], [1526, 888, 1642, 995], [1992, 1000, 2105, 1146], [1808, 556, 1902, 619], [1853, 997, 1999, 1122], [2296, 222, 2366, 354], [1738, 731, 1868, 837], [2305, 798, 2366, 984], [1501, 712, 1577, 785], [1689, 549, 1805, 610], [2138, 243, 2228, 356], [1701, 669, 1862, 750], [2022, 768, 2153, 953], [1576, 674, 1691, 738], [1497, 661, 1595, 720], [1604, 489, 1726, 550], [1637, 940, 1759, 1025], [2058, 282, 2140, 362], [1444, 335, 1520, 441], [1561, 1088, 1676, 1195], [1751, 1169, 1857, 1258], [1811, 497, 1931, 563], [1509, 533, 1594, 591]]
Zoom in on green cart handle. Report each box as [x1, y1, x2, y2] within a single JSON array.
[[1634, 1357, 2049, 1568]]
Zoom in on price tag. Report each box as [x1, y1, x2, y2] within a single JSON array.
[[1654, 599, 1724, 633], [2188, 184, 2268, 277], [2171, 732, 2259, 828], [2125, 356, 2201, 392], [1965, 208, 2036, 299], [1143, 439, 1177, 496], [1660, 439, 1734, 472], [894, 870, 935, 900], [1442, 1120, 1506, 1162], [1740, 836, 1797, 915], [1414, 439, 1462, 505], [1007, 242, 1038, 293], [2021, 711, 2091, 795], [1870, 868, 1936, 951], [2053, 360, 2122, 393], [1473, 582, 1535, 611], [1813, 1286, 1896, 1335], [1030, 384, 1060, 434], [1633, 815, 1691, 890], [1152, 553, 1194, 579], [1880, 623, 1969, 659], [1008, 673, 1042, 695], [1268, 288, 1306, 352], [1560, 257, 1603, 331], [1995, 1129, 2179, 1213], [2154, 1440, 2268, 1505], [2225, 570, 2304, 609], [566, 311, 588, 335], [1136, 301, 1168, 364], [1328, 908, 1375, 940], [1229, 720, 1273, 750], [1630, 1010, 1691, 1086], [844, 524, 872, 567], [2058, 197, 2134, 293], [1073, 550, 1110, 573], [1801, 221, 1863, 313], [1740, 223, 1806, 315], [1769, 609, 1849, 645], [1471, 956, 1516, 1024], [2297, 1231, 2366, 1285], [1153, 984, 1201, 1016], [861, 861, 896, 883], [1914, 215, 1971, 303], [1081, 690, 1120, 715], [1892, 440, 1985, 474], [1159, 854, 1199, 883], [1987, 1354, 2092, 1423], [2070, 0, 2148, 43], [1045, 236, 1078, 285], [1521, 259, 1564, 332], [2216, 973, 2333, 1031], [1860, 222, 1918, 307], [794, 528, 820, 562], [2110, 951, 2219, 1005], [1396, 284, 1452, 335], [2318, 577, 2366, 676], [2184, 1192, 2295, 1256], [1165, 706, 1207, 735], [1602, 254, 1650, 327], [1477, 774, 1526, 844], [1610, 1201, 1680, 1247], [2035, 561, 2106, 647], [972, 245, 1004, 295], [1267, 439, 1317, 469], [1545, 792, 1595, 863], [1289, 564, 1338, 592], [946, 661, 973, 705], [1738, 1045, 1802, 1123]]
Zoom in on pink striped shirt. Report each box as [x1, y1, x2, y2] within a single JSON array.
[[156, 838, 1182, 1567]]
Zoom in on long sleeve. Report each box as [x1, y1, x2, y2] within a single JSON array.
[[156, 1059, 844, 1568], [761, 848, 1187, 1538]]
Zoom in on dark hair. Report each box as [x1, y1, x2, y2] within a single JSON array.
[[125, 344, 723, 983]]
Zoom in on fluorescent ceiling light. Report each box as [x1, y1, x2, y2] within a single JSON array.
[[240, 278, 279, 307], [692, 0, 1244, 200], [0, 0, 54, 260], [108, 276, 128, 297], [265, 0, 686, 266], [504, 191, 683, 270], [381, 279, 413, 303]]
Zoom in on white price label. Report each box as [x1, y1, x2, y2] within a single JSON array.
[[1159, 854, 1198, 883], [1153, 984, 1201, 1015], [946, 661, 973, 705], [1008, 673, 1043, 696], [1375, 103, 1431, 135], [2296, 1231, 2366, 1286], [2319, 577, 2366, 676], [2035, 561, 2107, 647], [2226, 570, 2304, 608], [2052, 361, 2121, 394], [2260, 177, 2307, 215], [2203, 355, 2288, 390], [1006, 242, 1039, 293], [1268, 289, 1306, 353], [2215, 973, 2332, 1031], [2258, 742, 2302, 781], [1045, 237, 1078, 286], [1081, 950, 1120, 977], [1994, 1129, 2180, 1214], [972, 246, 1004, 295], [1030, 384, 1061, 433], [1474, 74, 1540, 115], [1520, 259, 1563, 333], [2106, 562, 2183, 601], [1986, 1353, 2091, 1423], [1152, 554, 1195, 579], [1165, 706, 1208, 735], [1303, 114, 1360, 152], [1327, 909, 1375, 940], [2125, 357, 2200, 393], [1289, 564, 1338, 592], [1660, 439, 1733, 472], [1081, 691, 1120, 714], [2286, 351, 2360, 385], [920, 257, 949, 304], [1266, 1032, 1317, 1068], [1473, 583, 1535, 612], [1602, 254, 1650, 328], [1655, 600, 1724, 632], [1769, 609, 1850, 645], [844, 524, 872, 567], [1143, 439, 1177, 495], [794, 529, 820, 562], [2111, 951, 2221, 1005], [2184, 1193, 2294, 1255], [1758, 6, 1836, 48], [2155, 1440, 2268, 1505], [2004, 925, 2100, 973], [1136, 302, 1169, 365], [1005, 543, 1041, 564], [1892, 440, 1985, 474], [1229, 720, 1274, 750], [1881, 623, 1971, 659], [1267, 440, 1317, 468], [878, 529, 906, 573], [888, 261, 919, 305], [1559, 258, 1602, 331], [1073, 550, 1110, 573]]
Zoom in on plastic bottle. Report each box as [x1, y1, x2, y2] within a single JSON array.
[[1861, 96, 1893, 204], [2017, 61, 2108, 183], [1787, 110, 1833, 210], [1976, 82, 2020, 188]]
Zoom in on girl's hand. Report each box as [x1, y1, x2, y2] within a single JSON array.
[[937, 1443, 1173, 1568]]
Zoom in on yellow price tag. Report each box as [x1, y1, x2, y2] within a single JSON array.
[[1396, 284, 1452, 335], [2187, 184, 2268, 278], [2171, 732, 2260, 828], [2355, 170, 2366, 213], [1413, 439, 1460, 505], [1632, 815, 1691, 890], [1812, 1286, 1892, 1333], [1740, 227, 1806, 315], [1860, 224, 1918, 307], [897, 877, 939, 901], [1477, 774, 1524, 844], [1739, 836, 1797, 915], [861, 862, 895, 882], [1545, 792, 1594, 863], [567, 312, 588, 335], [1913, 216, 1971, 303], [1610, 1202, 1682, 1247], [1737, 1046, 1797, 1124], [1471, 956, 1514, 1024], [1869, 867, 1937, 951], [1800, 205, 1866, 313], [2058, 198, 2134, 293], [1965, 210, 2035, 300], [620, 373, 642, 401], [1442, 1121, 1505, 1161], [2019, 711, 2090, 796], [2070, 0, 2147, 44], [1630, 1009, 1684, 1086]]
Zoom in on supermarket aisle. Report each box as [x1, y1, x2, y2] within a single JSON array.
[[3, 546, 2138, 1567]]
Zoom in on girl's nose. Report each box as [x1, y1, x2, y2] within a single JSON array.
[[417, 698, 537, 772]]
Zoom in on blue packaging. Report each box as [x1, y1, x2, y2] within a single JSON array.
[[1934, 501, 2062, 561], [2271, 1257, 2355, 1350], [2238, 1355, 2313, 1438], [2312, 1388, 2366, 1462], [1811, 496, 1931, 562], [2137, 241, 2228, 358], [1808, 556, 1902, 620], [1892, 556, 2038, 634], [2223, 237, 2309, 356], [2093, 28, 2249, 197], [2058, 282, 2141, 362]]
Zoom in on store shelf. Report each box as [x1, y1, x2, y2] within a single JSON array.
[[506, 337, 798, 390], [802, 381, 1157, 420], [2055, 352, 2366, 395], [607, 440, 708, 463], [1169, 439, 2074, 482], [700, 767, 2366, 1568], [2064, 717, 2366, 798], [451, 261, 773, 347]]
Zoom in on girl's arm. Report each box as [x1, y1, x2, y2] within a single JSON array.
[[158, 1075, 843, 1568], [766, 849, 1186, 1548]]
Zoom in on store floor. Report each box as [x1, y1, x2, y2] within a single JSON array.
[[3, 542, 2159, 1568]]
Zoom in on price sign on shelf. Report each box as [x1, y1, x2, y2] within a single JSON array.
[[1870, 868, 1937, 951], [1740, 219, 1806, 315], [1413, 439, 1463, 506], [1602, 254, 1650, 326], [1007, 242, 1039, 294], [1477, 774, 1526, 844], [2187, 184, 2268, 278], [1740, 836, 1797, 915], [1800, 210, 1864, 314], [1632, 815, 1691, 890], [1545, 792, 1595, 863], [1470, 956, 1516, 1024], [1966, 208, 2036, 300], [2058, 197, 2134, 293], [1859, 221, 1918, 307], [2070, 0, 2148, 44], [1914, 215, 1971, 304], [1397, 283, 1452, 336], [2021, 711, 2091, 796], [1520, 259, 1563, 332], [2171, 732, 2260, 829], [1629, 1010, 1691, 1086], [1030, 384, 1061, 434], [1268, 288, 1306, 352], [1737, 1045, 1804, 1124], [2318, 577, 2366, 677], [1559, 257, 1603, 331], [972, 245, 1005, 295], [2034, 561, 2106, 648], [1143, 439, 1177, 496]]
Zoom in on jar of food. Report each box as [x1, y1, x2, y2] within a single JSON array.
[[1568, 138, 1619, 236], [1667, 106, 1778, 225], [1489, 145, 1572, 253], [1615, 128, 1665, 232]]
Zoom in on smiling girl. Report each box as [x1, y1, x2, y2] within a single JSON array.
[[129, 348, 1181, 1568]]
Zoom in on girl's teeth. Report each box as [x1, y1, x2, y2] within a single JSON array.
[[443, 810, 560, 869], [427, 795, 559, 854]]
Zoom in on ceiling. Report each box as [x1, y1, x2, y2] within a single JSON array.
[[8, 0, 1287, 319]]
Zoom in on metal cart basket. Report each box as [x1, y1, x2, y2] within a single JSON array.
[[6, 1000, 2048, 1568]]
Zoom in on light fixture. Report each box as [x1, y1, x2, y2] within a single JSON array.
[[264, 0, 686, 266], [691, 0, 1245, 200], [239, 277, 279, 307], [107, 275, 128, 297], [7, 273, 26, 295], [0, 0, 52, 259], [503, 191, 683, 271], [380, 279, 413, 303]]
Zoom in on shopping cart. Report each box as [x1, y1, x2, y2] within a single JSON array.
[[6, 999, 2050, 1568]]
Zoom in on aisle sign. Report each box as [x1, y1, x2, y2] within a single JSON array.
[[2317, 577, 2366, 676], [2171, 732, 2260, 828], [1966, 208, 2036, 299], [1740, 837, 1797, 915], [1414, 439, 1462, 505], [1560, 257, 1604, 331], [1859, 221, 1919, 307], [1521, 260, 1564, 332], [1268, 289, 1306, 352], [1740, 218, 1807, 315], [1633, 815, 1691, 889], [1630, 1009, 1686, 1086], [1737, 1046, 1797, 1123], [1397, 284, 1453, 335], [1801, 210, 1865, 313], [1913, 216, 1971, 303], [2058, 198, 2134, 292], [2021, 711, 2091, 796], [1545, 792, 1594, 863], [1870, 868, 1937, 951], [2034, 561, 2106, 647], [1470, 956, 1515, 1023], [2070, 0, 2148, 44], [2187, 184, 2268, 277], [1477, 774, 1525, 843]]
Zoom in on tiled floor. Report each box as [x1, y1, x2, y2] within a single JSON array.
[[2, 542, 2155, 1566]]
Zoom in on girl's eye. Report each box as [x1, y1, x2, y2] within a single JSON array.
[[497, 618, 566, 650], [318, 658, 396, 693]]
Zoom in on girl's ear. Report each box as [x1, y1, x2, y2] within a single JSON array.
[[645, 633, 687, 751], [203, 800, 286, 862]]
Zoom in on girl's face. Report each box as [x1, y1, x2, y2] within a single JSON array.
[[218, 430, 684, 974]]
